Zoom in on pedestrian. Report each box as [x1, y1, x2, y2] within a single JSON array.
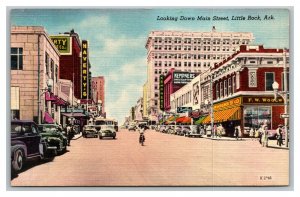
[[66, 124, 74, 146], [234, 126, 239, 140], [277, 126, 283, 147], [249, 127, 254, 140], [261, 126, 269, 147]]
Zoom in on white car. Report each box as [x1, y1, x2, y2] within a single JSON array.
[[99, 125, 116, 139]]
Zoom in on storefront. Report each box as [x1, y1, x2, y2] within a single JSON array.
[[201, 96, 284, 137]]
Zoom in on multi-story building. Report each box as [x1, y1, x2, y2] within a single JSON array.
[[145, 27, 254, 123], [134, 97, 143, 121], [11, 26, 66, 124], [92, 76, 105, 116], [50, 30, 82, 100], [142, 82, 148, 119], [170, 45, 289, 137]]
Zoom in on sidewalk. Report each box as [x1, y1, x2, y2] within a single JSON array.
[[72, 132, 82, 140], [201, 135, 289, 150]]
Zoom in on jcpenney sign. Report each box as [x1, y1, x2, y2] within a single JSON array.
[[173, 72, 197, 85]]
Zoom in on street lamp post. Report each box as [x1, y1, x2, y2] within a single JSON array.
[[272, 49, 289, 148]]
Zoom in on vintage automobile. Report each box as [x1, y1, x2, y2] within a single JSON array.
[[128, 124, 137, 131], [82, 125, 98, 138], [99, 125, 117, 139], [38, 124, 68, 155], [186, 125, 202, 138], [11, 120, 45, 172]]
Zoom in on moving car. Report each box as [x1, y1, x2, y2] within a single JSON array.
[[11, 120, 45, 172], [128, 124, 137, 131], [99, 125, 117, 139], [38, 124, 68, 155], [82, 125, 98, 138]]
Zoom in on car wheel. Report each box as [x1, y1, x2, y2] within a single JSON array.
[[113, 136, 115, 139], [99, 136, 102, 139], [12, 149, 24, 172]]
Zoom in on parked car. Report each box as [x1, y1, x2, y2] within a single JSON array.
[[38, 124, 68, 155], [186, 125, 202, 138], [167, 125, 176, 134], [11, 120, 45, 172], [181, 126, 191, 136], [175, 126, 182, 135], [82, 125, 98, 138], [99, 125, 117, 139], [159, 125, 167, 133]]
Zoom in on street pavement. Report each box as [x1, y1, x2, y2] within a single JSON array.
[[11, 129, 289, 187]]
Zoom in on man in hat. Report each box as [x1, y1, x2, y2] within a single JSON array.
[[276, 124, 284, 146]]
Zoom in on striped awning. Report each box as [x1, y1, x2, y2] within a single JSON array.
[[194, 116, 207, 125], [202, 107, 241, 124]]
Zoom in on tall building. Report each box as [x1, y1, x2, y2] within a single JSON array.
[[50, 30, 82, 100], [10, 26, 65, 124], [92, 76, 105, 115], [145, 27, 254, 123], [142, 82, 148, 119]]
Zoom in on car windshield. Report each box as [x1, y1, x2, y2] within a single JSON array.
[[85, 126, 95, 130], [101, 125, 114, 130], [38, 125, 58, 133]]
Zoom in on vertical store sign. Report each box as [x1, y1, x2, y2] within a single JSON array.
[[159, 75, 164, 111], [81, 40, 88, 99]]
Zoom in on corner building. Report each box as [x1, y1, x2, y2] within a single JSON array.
[[145, 27, 254, 123]]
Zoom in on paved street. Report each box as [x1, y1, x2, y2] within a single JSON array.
[[11, 129, 289, 187]]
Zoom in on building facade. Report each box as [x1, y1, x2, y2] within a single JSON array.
[[134, 97, 144, 121], [50, 30, 82, 100], [11, 26, 64, 124], [92, 76, 105, 116], [170, 45, 289, 137], [145, 27, 254, 123]]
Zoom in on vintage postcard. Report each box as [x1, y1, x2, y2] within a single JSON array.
[[9, 8, 290, 187]]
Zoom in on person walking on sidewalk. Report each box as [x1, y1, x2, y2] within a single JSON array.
[[261, 126, 269, 147], [234, 126, 239, 140], [276, 125, 284, 147], [249, 127, 255, 140]]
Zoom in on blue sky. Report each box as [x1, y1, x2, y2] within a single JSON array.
[[10, 8, 289, 123]]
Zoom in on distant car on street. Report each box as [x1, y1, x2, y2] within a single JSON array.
[[99, 125, 117, 139], [11, 120, 45, 172], [128, 124, 137, 131], [82, 125, 98, 138], [186, 125, 202, 138]]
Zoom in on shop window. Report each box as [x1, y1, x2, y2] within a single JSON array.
[[265, 72, 274, 91], [11, 48, 23, 70], [244, 106, 271, 130]]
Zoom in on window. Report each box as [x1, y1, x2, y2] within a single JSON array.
[[232, 75, 236, 93], [282, 72, 289, 91], [45, 52, 49, 75], [224, 80, 227, 97], [228, 78, 232, 95], [51, 59, 54, 79], [11, 48, 23, 70], [155, 93, 158, 98], [249, 70, 257, 87], [55, 65, 58, 83], [265, 72, 274, 91], [216, 83, 219, 99], [220, 81, 223, 98]]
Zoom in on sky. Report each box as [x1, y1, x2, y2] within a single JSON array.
[[10, 8, 290, 124]]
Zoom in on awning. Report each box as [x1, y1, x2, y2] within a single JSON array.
[[194, 116, 207, 125], [176, 116, 185, 123], [202, 107, 241, 124], [61, 113, 88, 117], [181, 117, 191, 124], [44, 112, 54, 124], [45, 92, 57, 101], [54, 97, 69, 106]]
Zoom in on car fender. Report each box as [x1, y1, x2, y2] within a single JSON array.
[[11, 144, 27, 160]]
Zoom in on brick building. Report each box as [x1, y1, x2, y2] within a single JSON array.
[[11, 26, 65, 124], [91, 76, 105, 116]]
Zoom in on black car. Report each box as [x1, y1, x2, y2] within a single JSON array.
[[38, 124, 68, 155], [11, 120, 45, 172]]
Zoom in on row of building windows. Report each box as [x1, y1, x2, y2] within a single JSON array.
[[153, 38, 250, 45], [154, 69, 202, 76], [153, 45, 238, 52], [45, 52, 59, 83], [153, 53, 230, 60], [215, 76, 236, 99], [174, 90, 192, 109], [154, 61, 211, 68]]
